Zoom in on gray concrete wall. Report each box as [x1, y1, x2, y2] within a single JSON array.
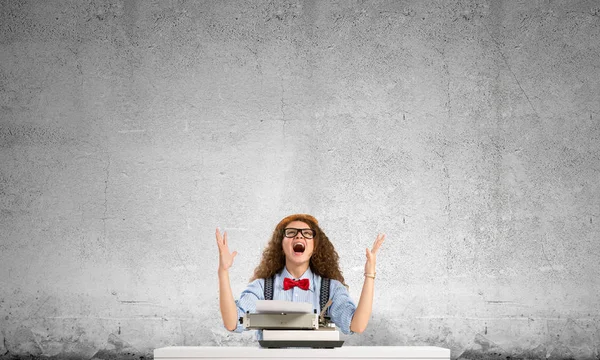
[[1, 0, 599, 359]]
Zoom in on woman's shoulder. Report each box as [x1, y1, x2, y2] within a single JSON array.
[[324, 277, 350, 295], [244, 277, 265, 292], [313, 274, 345, 290], [239, 277, 266, 300], [326, 277, 345, 287]]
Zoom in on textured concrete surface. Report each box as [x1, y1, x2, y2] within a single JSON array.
[[1, 0, 599, 359]]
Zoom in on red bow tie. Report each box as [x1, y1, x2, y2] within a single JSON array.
[[283, 277, 310, 290]]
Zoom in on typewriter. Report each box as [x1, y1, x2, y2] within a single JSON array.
[[240, 300, 343, 348]]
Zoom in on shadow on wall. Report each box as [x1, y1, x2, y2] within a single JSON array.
[[0, 321, 254, 360], [1, 316, 597, 359], [340, 314, 597, 360], [0, 330, 151, 360]]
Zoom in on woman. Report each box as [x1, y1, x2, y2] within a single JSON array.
[[216, 214, 385, 334]]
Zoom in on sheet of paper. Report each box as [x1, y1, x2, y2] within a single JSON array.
[[255, 300, 313, 314]]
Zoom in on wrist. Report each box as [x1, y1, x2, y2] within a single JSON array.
[[364, 272, 376, 279]]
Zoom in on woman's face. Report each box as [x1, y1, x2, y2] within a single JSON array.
[[281, 220, 315, 266]]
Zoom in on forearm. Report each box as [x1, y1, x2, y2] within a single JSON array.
[[349, 276, 375, 333], [218, 269, 238, 331]]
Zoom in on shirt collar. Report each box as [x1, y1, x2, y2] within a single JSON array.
[[281, 266, 316, 292]]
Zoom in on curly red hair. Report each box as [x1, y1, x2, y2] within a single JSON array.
[[250, 214, 346, 285]]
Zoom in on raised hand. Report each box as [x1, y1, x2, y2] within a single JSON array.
[[216, 227, 237, 271], [364, 233, 385, 274]]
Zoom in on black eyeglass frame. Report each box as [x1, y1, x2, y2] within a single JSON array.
[[283, 228, 315, 239]]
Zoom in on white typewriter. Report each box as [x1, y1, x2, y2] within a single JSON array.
[[240, 300, 343, 348]]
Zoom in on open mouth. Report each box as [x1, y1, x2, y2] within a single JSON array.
[[293, 242, 306, 253]]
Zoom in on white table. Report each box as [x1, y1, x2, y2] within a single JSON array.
[[154, 346, 451, 360]]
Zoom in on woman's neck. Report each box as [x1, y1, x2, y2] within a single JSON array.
[[285, 262, 309, 279]]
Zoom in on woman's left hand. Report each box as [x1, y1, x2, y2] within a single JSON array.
[[365, 233, 385, 274]]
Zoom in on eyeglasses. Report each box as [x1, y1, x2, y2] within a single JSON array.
[[284, 228, 315, 239]]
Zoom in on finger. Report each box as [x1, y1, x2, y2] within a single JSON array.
[[371, 234, 382, 252], [232, 251, 238, 259], [372, 233, 385, 254], [223, 231, 228, 246], [373, 234, 385, 253], [216, 228, 223, 249]]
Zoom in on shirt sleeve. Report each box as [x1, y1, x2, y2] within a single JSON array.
[[328, 280, 357, 335], [231, 278, 264, 333]]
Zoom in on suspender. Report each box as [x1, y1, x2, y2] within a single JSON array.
[[263, 275, 331, 315], [264, 276, 275, 301], [319, 277, 330, 314]]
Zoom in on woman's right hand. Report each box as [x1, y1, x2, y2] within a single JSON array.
[[216, 227, 237, 272]]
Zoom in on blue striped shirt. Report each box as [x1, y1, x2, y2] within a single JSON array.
[[233, 267, 356, 335]]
